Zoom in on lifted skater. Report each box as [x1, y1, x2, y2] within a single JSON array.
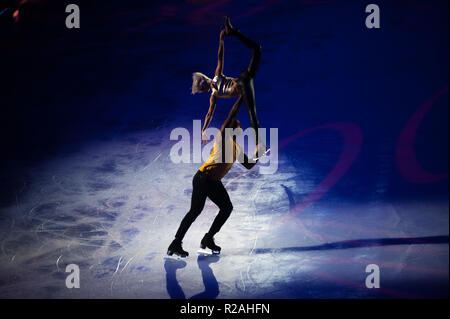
[[166, 98, 259, 259], [192, 17, 266, 156]]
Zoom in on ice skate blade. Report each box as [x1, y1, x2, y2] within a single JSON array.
[[164, 254, 187, 260], [197, 248, 220, 256], [252, 148, 270, 161]]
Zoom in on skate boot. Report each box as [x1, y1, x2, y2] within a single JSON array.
[[198, 233, 221, 255], [165, 239, 189, 260], [223, 16, 237, 36], [252, 141, 270, 161]]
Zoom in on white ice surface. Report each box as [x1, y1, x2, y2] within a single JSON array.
[[0, 126, 447, 298]]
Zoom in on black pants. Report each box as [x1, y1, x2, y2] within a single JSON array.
[[175, 171, 233, 241], [234, 29, 262, 143]]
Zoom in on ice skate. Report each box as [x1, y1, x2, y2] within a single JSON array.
[[252, 141, 270, 161], [165, 239, 189, 260], [223, 16, 236, 36], [197, 233, 221, 255]]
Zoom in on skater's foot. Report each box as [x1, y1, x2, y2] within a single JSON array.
[[165, 238, 189, 260], [223, 16, 236, 36], [199, 233, 221, 255]]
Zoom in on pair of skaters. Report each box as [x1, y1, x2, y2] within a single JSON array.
[[166, 17, 268, 259]]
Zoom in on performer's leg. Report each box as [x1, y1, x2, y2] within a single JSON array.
[[238, 77, 260, 144], [206, 180, 233, 236], [225, 17, 265, 153], [224, 17, 262, 77], [233, 30, 261, 78], [231, 29, 262, 146], [174, 171, 208, 241]]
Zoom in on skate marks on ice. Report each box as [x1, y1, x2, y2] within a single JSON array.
[[0, 126, 291, 298], [0, 127, 447, 298], [0, 128, 196, 298]]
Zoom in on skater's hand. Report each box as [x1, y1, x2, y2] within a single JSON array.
[[201, 131, 209, 144]]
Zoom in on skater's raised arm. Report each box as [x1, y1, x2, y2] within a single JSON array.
[[201, 31, 224, 142], [215, 30, 225, 77], [201, 95, 217, 142], [219, 96, 243, 135]]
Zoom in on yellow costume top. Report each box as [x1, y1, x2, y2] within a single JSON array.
[[199, 136, 243, 181]]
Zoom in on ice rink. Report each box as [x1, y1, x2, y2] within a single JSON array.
[[0, 125, 447, 298]]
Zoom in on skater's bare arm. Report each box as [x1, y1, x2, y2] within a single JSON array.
[[219, 96, 243, 134], [203, 30, 225, 136], [202, 95, 217, 141], [214, 30, 225, 77]]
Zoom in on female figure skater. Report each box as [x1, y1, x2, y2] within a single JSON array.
[[166, 98, 260, 259], [192, 17, 266, 157]]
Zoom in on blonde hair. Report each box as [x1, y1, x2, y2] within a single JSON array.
[[192, 72, 211, 94]]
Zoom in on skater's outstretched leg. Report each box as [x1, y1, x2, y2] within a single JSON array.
[[224, 16, 265, 152], [239, 77, 261, 146], [224, 16, 262, 77]]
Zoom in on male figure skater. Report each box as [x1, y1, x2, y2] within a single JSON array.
[[166, 97, 260, 259]]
